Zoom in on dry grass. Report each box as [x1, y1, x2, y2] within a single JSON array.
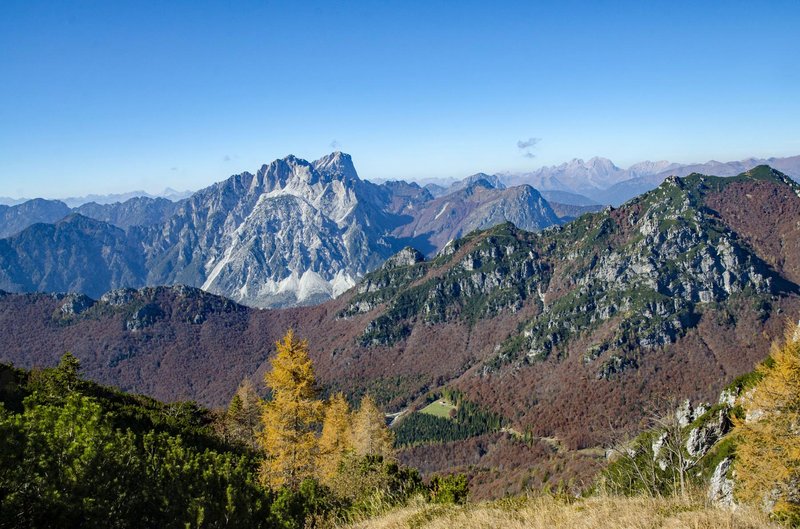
[[344, 494, 777, 529]]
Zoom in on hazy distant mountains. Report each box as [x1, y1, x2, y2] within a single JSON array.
[[0, 196, 181, 239], [501, 155, 800, 205], [0, 188, 193, 208], [0, 153, 561, 307]]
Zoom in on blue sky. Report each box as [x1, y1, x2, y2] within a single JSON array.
[[1, 1, 799, 198]]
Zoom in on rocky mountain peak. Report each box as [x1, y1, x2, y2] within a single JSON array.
[[382, 247, 425, 269], [312, 151, 360, 183], [463, 173, 505, 189], [586, 156, 619, 169]]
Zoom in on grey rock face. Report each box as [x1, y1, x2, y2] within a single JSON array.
[[708, 457, 735, 506], [125, 303, 165, 331], [686, 409, 731, 458], [676, 399, 708, 428], [142, 153, 398, 308], [100, 288, 137, 307], [718, 388, 737, 407], [58, 293, 96, 315], [383, 248, 425, 269]]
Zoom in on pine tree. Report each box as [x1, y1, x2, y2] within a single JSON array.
[[351, 395, 395, 460], [317, 393, 353, 484], [258, 330, 323, 489], [734, 323, 800, 523]]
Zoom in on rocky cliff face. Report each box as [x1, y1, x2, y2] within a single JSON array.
[[140, 153, 400, 307], [0, 153, 564, 308]]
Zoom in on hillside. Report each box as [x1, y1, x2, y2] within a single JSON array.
[[2, 346, 783, 528], [1, 166, 799, 495]]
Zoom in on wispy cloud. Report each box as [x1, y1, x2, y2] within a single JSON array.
[[517, 137, 541, 159], [329, 139, 342, 150], [223, 155, 232, 162]]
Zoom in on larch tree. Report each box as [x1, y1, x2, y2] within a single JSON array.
[[351, 395, 395, 460], [258, 329, 323, 489], [734, 323, 800, 523], [317, 393, 353, 484], [224, 378, 263, 450]]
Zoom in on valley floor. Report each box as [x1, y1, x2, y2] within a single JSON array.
[[345, 494, 776, 529]]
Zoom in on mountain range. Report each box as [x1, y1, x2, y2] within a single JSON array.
[[0, 188, 194, 207], [3, 153, 798, 310], [1, 166, 797, 450], [0, 153, 561, 308], [501, 155, 800, 205]]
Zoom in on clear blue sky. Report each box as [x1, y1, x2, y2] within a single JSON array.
[[1, 0, 799, 198]]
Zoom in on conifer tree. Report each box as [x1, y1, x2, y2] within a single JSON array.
[[734, 324, 800, 522], [225, 378, 263, 450], [258, 330, 323, 489], [317, 393, 353, 483], [351, 395, 395, 460]]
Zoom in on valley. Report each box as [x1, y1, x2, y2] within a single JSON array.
[[2, 165, 799, 500]]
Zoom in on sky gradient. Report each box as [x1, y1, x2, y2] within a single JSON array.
[[1, 0, 799, 198]]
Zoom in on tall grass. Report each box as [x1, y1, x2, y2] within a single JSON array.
[[343, 493, 777, 529]]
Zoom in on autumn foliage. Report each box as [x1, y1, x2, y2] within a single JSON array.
[[259, 329, 397, 491], [259, 330, 324, 489], [734, 323, 800, 523], [317, 392, 353, 483]]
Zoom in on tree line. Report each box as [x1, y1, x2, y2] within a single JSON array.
[[0, 330, 467, 529]]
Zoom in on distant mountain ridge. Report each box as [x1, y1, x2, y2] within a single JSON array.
[[0, 188, 194, 208], [500, 154, 800, 205], [0, 196, 181, 239], [0, 152, 562, 307]]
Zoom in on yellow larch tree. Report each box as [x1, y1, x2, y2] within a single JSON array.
[[351, 394, 395, 460], [734, 323, 800, 523], [258, 329, 323, 489], [316, 393, 353, 484]]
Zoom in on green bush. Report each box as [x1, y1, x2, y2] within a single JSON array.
[[429, 474, 469, 505]]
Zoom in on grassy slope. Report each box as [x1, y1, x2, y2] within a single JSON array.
[[419, 400, 456, 419], [347, 494, 776, 529]]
